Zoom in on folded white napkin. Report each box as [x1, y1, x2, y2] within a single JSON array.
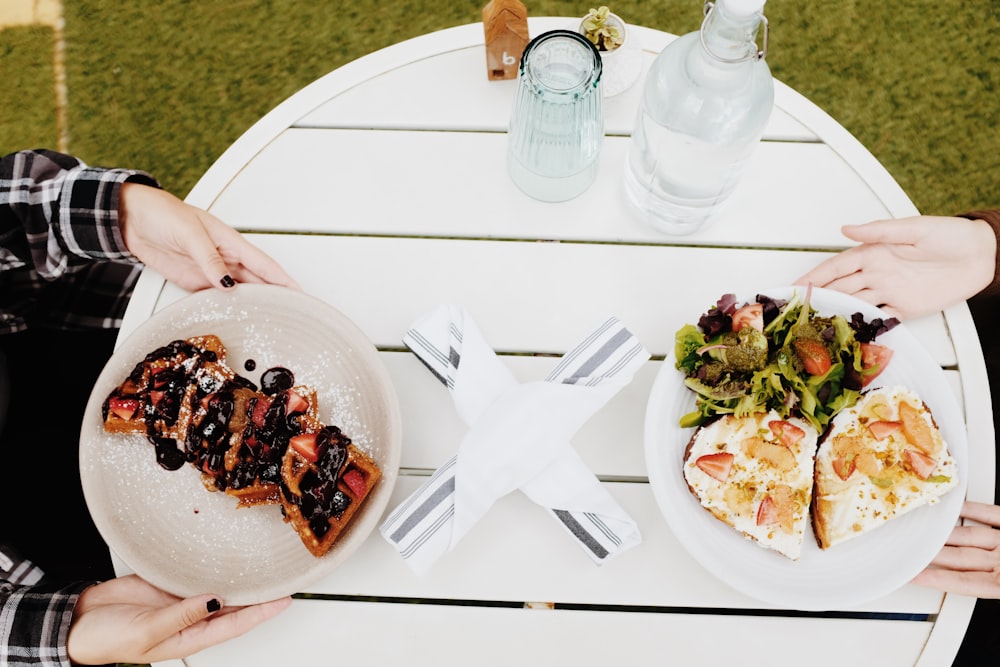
[[380, 304, 649, 574]]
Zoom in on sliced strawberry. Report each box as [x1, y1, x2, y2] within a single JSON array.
[[150, 367, 171, 389], [731, 303, 764, 332], [831, 456, 855, 481], [286, 389, 309, 415], [769, 420, 805, 448], [793, 338, 832, 376], [756, 495, 779, 526], [695, 452, 735, 482], [251, 396, 272, 427], [859, 342, 893, 387], [342, 468, 367, 497], [903, 448, 938, 479], [108, 397, 140, 421], [290, 433, 321, 463], [867, 420, 901, 440]]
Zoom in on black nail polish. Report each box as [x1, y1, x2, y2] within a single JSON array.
[[207, 598, 221, 612], [220, 275, 236, 288]]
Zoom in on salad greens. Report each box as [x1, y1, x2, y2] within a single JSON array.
[[674, 289, 899, 432]]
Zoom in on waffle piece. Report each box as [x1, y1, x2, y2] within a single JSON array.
[[184, 383, 259, 495], [102, 335, 234, 440], [187, 384, 321, 506], [227, 385, 320, 507], [280, 424, 382, 558]]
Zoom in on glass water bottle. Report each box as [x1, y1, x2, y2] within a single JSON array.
[[623, 0, 774, 234]]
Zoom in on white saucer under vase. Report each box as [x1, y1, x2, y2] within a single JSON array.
[[577, 12, 642, 97]]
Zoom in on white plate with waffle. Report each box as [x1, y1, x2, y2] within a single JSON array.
[[80, 284, 401, 605]]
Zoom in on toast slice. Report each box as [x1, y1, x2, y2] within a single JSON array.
[[812, 385, 959, 549], [683, 411, 819, 560]]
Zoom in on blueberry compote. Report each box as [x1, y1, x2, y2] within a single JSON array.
[[153, 437, 186, 471], [260, 366, 294, 395], [133, 339, 231, 472], [118, 338, 248, 476], [124, 344, 316, 500], [188, 365, 312, 493], [184, 386, 242, 484], [228, 390, 298, 490], [281, 425, 352, 539], [119, 339, 210, 441]]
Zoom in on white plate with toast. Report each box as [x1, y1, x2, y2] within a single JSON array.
[[644, 286, 968, 610], [80, 284, 402, 605]]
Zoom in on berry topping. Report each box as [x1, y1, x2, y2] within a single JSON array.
[[153, 437, 186, 471], [108, 397, 140, 421], [342, 468, 367, 497], [290, 433, 324, 463], [831, 456, 856, 481], [286, 389, 310, 415], [768, 420, 806, 448], [695, 452, 735, 482], [867, 420, 901, 441], [903, 448, 938, 480], [261, 367, 295, 395]]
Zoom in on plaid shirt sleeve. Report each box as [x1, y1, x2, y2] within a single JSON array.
[[0, 149, 161, 334], [0, 151, 159, 663], [0, 543, 95, 667]]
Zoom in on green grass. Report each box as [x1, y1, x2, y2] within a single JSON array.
[[1, 1, 996, 215], [0, 25, 59, 149]]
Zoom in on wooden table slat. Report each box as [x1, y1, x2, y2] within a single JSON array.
[[209, 129, 888, 250], [143, 235, 958, 366], [184, 597, 931, 667]]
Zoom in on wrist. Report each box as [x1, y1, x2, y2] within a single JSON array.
[[957, 210, 1000, 298], [118, 180, 161, 260]]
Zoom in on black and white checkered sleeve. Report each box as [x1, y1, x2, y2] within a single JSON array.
[[0, 543, 94, 667]]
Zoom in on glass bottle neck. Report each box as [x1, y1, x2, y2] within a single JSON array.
[[700, 1, 766, 64]]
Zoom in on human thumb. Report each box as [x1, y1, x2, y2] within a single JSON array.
[[151, 595, 223, 639]]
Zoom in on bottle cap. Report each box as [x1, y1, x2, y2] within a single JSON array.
[[723, 0, 766, 17]]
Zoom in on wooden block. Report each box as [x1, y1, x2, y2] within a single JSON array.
[[482, 0, 529, 80]]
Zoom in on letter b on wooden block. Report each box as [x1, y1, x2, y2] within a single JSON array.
[[483, 0, 529, 80]]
